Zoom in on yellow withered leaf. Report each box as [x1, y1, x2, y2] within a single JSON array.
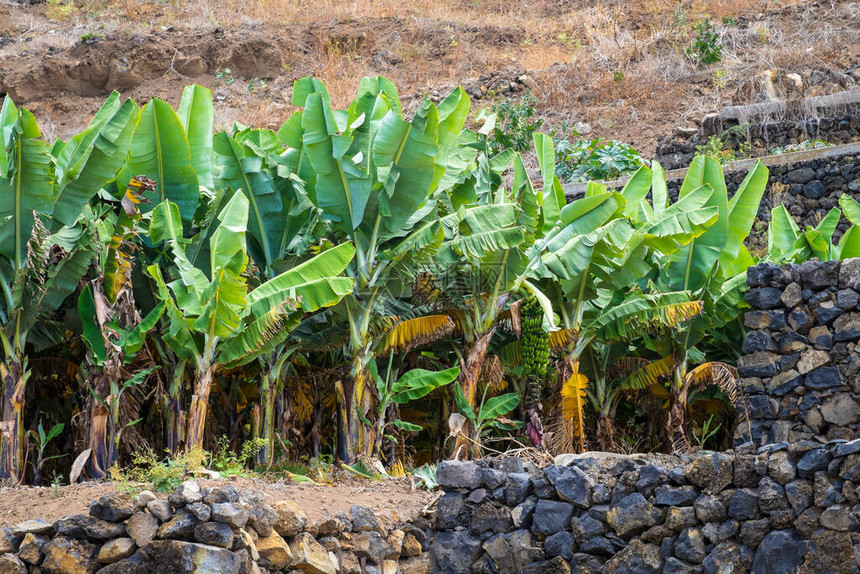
[[379, 314, 455, 353], [561, 361, 589, 453]]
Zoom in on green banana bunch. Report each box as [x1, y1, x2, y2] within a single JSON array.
[[520, 296, 550, 412]]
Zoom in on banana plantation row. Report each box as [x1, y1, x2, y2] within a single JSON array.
[[1, 77, 858, 484]]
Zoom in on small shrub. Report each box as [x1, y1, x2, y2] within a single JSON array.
[[712, 69, 728, 89], [247, 78, 267, 93], [209, 436, 266, 476], [46, 0, 75, 21], [692, 414, 722, 450], [687, 19, 722, 65], [771, 139, 832, 155], [80, 32, 105, 44], [111, 448, 208, 492], [215, 68, 235, 86], [51, 472, 63, 499], [696, 126, 751, 164], [487, 91, 544, 154], [555, 137, 646, 182], [413, 464, 438, 489]]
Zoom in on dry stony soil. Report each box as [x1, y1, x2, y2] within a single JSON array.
[[0, 0, 859, 527], [0, 477, 434, 527], [1, 0, 859, 154]]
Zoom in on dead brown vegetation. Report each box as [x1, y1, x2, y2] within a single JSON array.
[[1, 0, 857, 153]]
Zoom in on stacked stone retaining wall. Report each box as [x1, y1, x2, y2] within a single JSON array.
[[430, 448, 860, 573], [737, 259, 860, 447]]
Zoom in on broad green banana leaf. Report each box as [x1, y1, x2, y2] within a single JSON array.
[[213, 130, 286, 271], [244, 242, 356, 318], [534, 132, 564, 233], [119, 98, 200, 224], [0, 99, 54, 268], [664, 156, 727, 291], [178, 84, 214, 190], [301, 92, 371, 234], [768, 205, 801, 262], [719, 160, 768, 275], [53, 95, 139, 228]]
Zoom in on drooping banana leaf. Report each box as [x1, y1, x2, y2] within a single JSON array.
[[53, 96, 139, 228], [244, 242, 355, 318]]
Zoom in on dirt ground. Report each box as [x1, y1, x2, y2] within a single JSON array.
[[0, 476, 434, 526], [1, 0, 858, 154]]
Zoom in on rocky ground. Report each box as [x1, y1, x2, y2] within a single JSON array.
[[0, 476, 432, 526], [0, 478, 434, 573]]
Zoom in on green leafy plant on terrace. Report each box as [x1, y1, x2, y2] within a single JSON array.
[[27, 420, 65, 486], [555, 137, 646, 182], [110, 436, 266, 492], [209, 436, 267, 476], [486, 91, 544, 154], [215, 68, 235, 86], [687, 19, 723, 65], [771, 139, 833, 155], [696, 127, 752, 164], [111, 448, 208, 493]]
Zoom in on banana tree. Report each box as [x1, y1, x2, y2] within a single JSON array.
[[435, 146, 551, 458], [77, 178, 167, 477], [211, 122, 331, 466], [525, 146, 718, 453], [280, 76, 471, 461], [369, 352, 460, 458], [768, 194, 860, 263], [0, 94, 136, 481], [451, 381, 521, 457], [561, 293, 703, 452], [651, 156, 769, 451], [146, 192, 354, 450]]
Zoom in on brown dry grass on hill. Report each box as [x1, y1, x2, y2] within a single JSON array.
[[0, 0, 858, 153]]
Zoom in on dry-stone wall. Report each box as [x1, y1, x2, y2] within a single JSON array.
[[0, 480, 432, 574], [655, 108, 860, 169], [430, 448, 860, 574], [737, 259, 860, 447]]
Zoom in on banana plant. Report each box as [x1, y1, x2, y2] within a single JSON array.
[[559, 291, 704, 452], [532, 149, 718, 453], [77, 178, 166, 477], [0, 95, 135, 481], [280, 76, 471, 461], [767, 194, 860, 262], [146, 192, 354, 450], [451, 381, 521, 457], [213, 123, 333, 466], [652, 156, 769, 451], [369, 352, 460, 457]]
